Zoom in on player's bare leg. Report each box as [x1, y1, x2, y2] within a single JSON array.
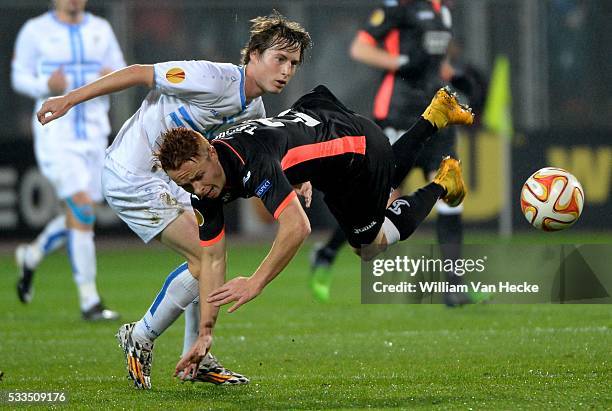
[[117, 212, 248, 388]]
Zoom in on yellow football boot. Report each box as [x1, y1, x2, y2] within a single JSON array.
[[433, 156, 467, 207], [422, 86, 474, 129]]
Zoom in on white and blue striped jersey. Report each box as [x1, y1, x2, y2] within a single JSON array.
[[106, 60, 266, 173], [12, 11, 125, 142]]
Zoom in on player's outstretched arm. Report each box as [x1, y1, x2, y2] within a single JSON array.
[[350, 32, 402, 71], [207, 195, 311, 313], [37, 64, 154, 125], [175, 237, 226, 379]]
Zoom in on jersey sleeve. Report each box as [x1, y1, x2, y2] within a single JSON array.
[[11, 21, 49, 99], [191, 196, 225, 246], [153, 60, 225, 100], [244, 158, 296, 220], [101, 20, 126, 72], [359, 6, 402, 44]]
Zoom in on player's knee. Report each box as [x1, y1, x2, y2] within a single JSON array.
[[65, 196, 95, 226], [186, 260, 201, 278]]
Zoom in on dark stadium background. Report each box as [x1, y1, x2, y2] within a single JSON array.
[[1, 0, 610, 239]]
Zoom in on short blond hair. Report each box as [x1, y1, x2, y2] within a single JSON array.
[[155, 128, 209, 172]]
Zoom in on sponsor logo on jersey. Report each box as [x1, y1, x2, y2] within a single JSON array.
[[166, 67, 185, 84], [255, 179, 272, 198], [369, 9, 385, 27], [194, 209, 204, 226], [353, 220, 378, 234]]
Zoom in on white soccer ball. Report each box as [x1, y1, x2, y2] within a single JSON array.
[[520, 167, 584, 231]]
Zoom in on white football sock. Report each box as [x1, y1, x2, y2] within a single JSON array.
[[132, 263, 198, 346], [183, 299, 200, 356], [67, 229, 100, 311], [25, 214, 68, 269]]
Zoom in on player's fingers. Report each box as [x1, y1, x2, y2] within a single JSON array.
[[227, 301, 242, 313], [208, 284, 230, 297], [211, 294, 238, 307], [37, 110, 49, 124], [189, 363, 198, 379], [227, 296, 249, 313], [174, 360, 187, 376], [206, 290, 232, 303], [41, 112, 57, 124]]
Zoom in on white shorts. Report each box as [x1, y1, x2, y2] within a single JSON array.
[[34, 136, 106, 202], [102, 156, 192, 243]]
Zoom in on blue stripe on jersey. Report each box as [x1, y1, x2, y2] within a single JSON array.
[[68, 26, 86, 140], [150, 262, 188, 315], [75, 27, 87, 139], [178, 106, 202, 133], [170, 112, 184, 127], [239, 66, 246, 110], [41, 62, 102, 74]]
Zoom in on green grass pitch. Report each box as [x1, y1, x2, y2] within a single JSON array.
[[0, 235, 610, 409]]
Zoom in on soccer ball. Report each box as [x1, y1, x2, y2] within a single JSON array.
[[520, 167, 584, 231]]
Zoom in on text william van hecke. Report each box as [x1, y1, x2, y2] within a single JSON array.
[[373, 281, 540, 293]]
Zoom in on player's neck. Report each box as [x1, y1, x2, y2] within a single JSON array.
[[55, 10, 85, 24], [243, 65, 264, 103]]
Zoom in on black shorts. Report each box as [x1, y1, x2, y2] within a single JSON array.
[[323, 115, 393, 248]]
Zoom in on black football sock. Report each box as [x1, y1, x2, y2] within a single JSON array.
[[385, 182, 444, 241], [437, 213, 464, 285], [324, 225, 347, 253], [391, 118, 437, 188]]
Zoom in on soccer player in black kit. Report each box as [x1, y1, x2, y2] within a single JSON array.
[[311, 0, 469, 306], [155, 85, 474, 376]]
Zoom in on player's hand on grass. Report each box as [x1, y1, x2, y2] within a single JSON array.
[[174, 334, 213, 380], [207, 276, 262, 313], [37, 95, 73, 125], [294, 181, 313, 208]]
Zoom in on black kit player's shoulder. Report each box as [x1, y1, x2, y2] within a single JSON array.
[[291, 85, 354, 115]]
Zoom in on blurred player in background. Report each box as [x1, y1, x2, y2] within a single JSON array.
[[11, 0, 124, 320], [310, 0, 470, 306], [37, 11, 312, 389]]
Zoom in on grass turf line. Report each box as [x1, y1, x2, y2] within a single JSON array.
[[0, 239, 610, 409]]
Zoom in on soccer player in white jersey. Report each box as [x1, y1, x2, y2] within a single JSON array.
[[11, 0, 125, 321], [38, 12, 312, 388]]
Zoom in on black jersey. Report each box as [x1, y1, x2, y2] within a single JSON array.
[[190, 85, 394, 246], [359, 0, 453, 127]]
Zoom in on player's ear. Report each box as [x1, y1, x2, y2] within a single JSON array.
[[208, 144, 217, 160]]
